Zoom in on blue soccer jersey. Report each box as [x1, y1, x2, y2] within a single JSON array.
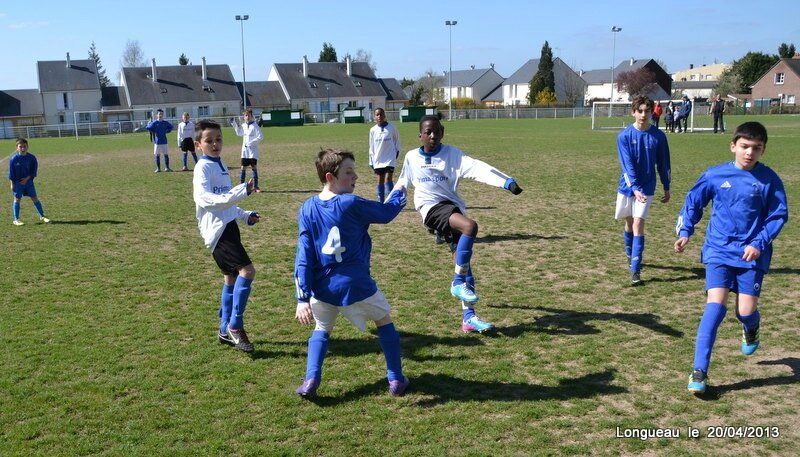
[[294, 191, 405, 306], [676, 161, 788, 272], [8, 152, 38, 182], [146, 119, 174, 145], [617, 124, 671, 196]]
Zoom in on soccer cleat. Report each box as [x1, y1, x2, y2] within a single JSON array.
[[451, 283, 479, 302], [388, 377, 410, 397], [630, 271, 643, 286], [687, 369, 708, 393], [12, 220, 24, 226], [296, 378, 319, 397], [165, 168, 174, 172], [462, 316, 495, 333], [254, 188, 263, 193], [218, 331, 234, 346], [226, 326, 254, 353], [741, 326, 760, 356], [154, 168, 161, 173], [40, 217, 51, 223], [181, 166, 189, 171]]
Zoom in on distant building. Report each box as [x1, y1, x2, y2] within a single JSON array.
[[37, 53, 102, 125], [441, 67, 504, 106], [584, 58, 671, 103], [672, 63, 730, 83], [0, 89, 44, 139], [750, 56, 800, 106], [502, 57, 585, 106]]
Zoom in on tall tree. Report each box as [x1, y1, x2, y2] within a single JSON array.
[[615, 67, 658, 98], [714, 51, 778, 95], [88, 41, 111, 87], [178, 53, 190, 65], [528, 41, 555, 105], [778, 42, 796, 58], [319, 42, 338, 62], [120, 39, 146, 68]]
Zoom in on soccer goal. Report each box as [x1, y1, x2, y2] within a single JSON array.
[[591, 100, 712, 132]]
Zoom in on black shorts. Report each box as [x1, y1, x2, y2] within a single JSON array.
[[180, 137, 195, 152], [424, 201, 462, 251], [372, 166, 395, 175], [212, 221, 252, 275], [241, 158, 258, 167]]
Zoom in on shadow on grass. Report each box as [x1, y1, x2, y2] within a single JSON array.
[[49, 220, 126, 225], [509, 305, 684, 337], [303, 369, 626, 406], [258, 189, 318, 194], [698, 357, 800, 400], [477, 233, 566, 243]]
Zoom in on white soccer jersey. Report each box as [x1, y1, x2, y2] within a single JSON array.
[[231, 120, 264, 160], [177, 121, 195, 143], [394, 144, 510, 221], [193, 156, 253, 251], [368, 122, 400, 169]]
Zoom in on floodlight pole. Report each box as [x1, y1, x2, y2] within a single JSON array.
[[446, 20, 457, 121], [235, 14, 250, 110], [610, 26, 622, 104]]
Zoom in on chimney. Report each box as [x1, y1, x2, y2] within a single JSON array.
[[201, 57, 207, 80], [302, 55, 308, 78], [66, 52, 71, 68], [690, 63, 694, 69], [151, 58, 157, 82], [346, 56, 352, 76], [629, 57, 634, 65]]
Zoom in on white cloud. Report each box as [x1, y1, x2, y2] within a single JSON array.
[[9, 21, 49, 29]]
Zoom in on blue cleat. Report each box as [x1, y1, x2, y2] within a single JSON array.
[[462, 316, 495, 334], [388, 377, 410, 397], [687, 369, 707, 394], [741, 326, 760, 356], [451, 283, 479, 302], [296, 378, 319, 397]]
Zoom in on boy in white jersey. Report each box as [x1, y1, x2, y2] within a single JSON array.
[[231, 108, 264, 192], [193, 120, 260, 353], [294, 149, 409, 398], [392, 116, 522, 333], [368, 107, 401, 202], [177, 112, 198, 171]]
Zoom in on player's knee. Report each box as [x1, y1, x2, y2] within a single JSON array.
[[240, 264, 256, 279], [374, 314, 392, 327]]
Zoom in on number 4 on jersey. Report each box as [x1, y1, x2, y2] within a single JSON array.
[[321, 226, 346, 262]]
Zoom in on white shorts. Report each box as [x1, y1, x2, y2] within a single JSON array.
[[153, 144, 169, 156], [311, 290, 391, 333], [614, 193, 653, 220]]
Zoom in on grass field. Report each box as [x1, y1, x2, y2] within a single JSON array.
[[1, 116, 799, 456]]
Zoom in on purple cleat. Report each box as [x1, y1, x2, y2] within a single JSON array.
[[388, 377, 410, 397], [296, 378, 319, 397]]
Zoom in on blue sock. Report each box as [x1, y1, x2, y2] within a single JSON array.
[[385, 180, 394, 194], [33, 201, 44, 217], [693, 302, 727, 373], [240, 169, 246, 184], [377, 184, 385, 203], [191, 152, 198, 163], [228, 276, 253, 329], [462, 302, 476, 321], [452, 234, 475, 285], [219, 283, 234, 334], [252, 170, 259, 189], [164, 155, 170, 169], [13, 201, 20, 220], [182, 153, 188, 168], [305, 330, 329, 382], [631, 235, 644, 273], [738, 309, 761, 332], [155, 155, 161, 170], [377, 323, 403, 382], [623, 230, 633, 259]]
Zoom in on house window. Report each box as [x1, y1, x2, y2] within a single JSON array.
[[787, 94, 796, 105], [198, 106, 209, 116], [59, 114, 65, 123], [774, 72, 785, 84], [63, 93, 70, 109], [166, 108, 177, 118], [690, 74, 698, 81], [78, 113, 92, 123]]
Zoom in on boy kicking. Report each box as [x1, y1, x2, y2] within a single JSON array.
[[294, 149, 409, 397], [392, 115, 522, 333], [9, 138, 50, 225], [675, 122, 788, 394], [614, 95, 671, 285], [192, 120, 260, 353]]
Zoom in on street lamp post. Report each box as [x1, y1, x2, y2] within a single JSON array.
[[446, 20, 457, 121], [325, 83, 331, 116], [610, 26, 622, 104], [235, 14, 249, 110]]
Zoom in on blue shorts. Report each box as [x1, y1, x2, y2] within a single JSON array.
[[705, 264, 764, 297], [12, 181, 37, 199]]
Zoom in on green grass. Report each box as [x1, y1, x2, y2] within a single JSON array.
[[2, 116, 799, 456]]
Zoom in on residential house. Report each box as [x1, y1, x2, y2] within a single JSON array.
[[672, 80, 717, 101], [37, 53, 102, 125], [441, 66, 503, 107], [672, 63, 730, 83], [671, 62, 731, 100], [584, 58, 672, 103], [378, 78, 409, 111], [502, 57, 585, 106], [0, 89, 44, 138], [750, 56, 800, 106], [267, 56, 387, 113], [236, 81, 289, 113]]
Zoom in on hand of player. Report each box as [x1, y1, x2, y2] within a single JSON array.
[[20, 176, 30, 185], [295, 302, 313, 325], [634, 190, 647, 203], [743, 245, 761, 261], [246, 178, 254, 195], [661, 190, 671, 203], [674, 237, 689, 253], [247, 212, 260, 225]]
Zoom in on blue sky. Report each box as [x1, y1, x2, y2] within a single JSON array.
[[2, 0, 799, 90]]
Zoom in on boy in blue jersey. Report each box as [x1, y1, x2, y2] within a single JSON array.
[[294, 148, 409, 398], [192, 120, 261, 353], [8, 138, 50, 225], [392, 116, 523, 334], [146, 109, 174, 172], [675, 122, 788, 394], [614, 95, 671, 286]]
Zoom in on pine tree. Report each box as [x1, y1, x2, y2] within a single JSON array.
[[528, 41, 555, 105], [88, 41, 111, 88], [178, 53, 190, 65], [319, 42, 338, 62]]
